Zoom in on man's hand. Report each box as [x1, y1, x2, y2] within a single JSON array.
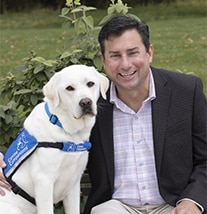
[[0, 153, 11, 195], [171, 200, 201, 214]]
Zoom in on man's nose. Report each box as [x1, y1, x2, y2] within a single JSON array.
[[120, 55, 131, 70]]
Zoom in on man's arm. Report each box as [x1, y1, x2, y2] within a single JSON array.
[[171, 200, 202, 214], [0, 152, 11, 195]]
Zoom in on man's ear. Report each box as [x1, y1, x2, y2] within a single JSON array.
[[148, 44, 154, 64], [100, 54, 106, 70], [43, 73, 60, 107]]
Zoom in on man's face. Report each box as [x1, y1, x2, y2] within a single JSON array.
[[101, 29, 153, 95]]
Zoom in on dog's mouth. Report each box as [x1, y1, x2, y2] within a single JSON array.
[[73, 98, 96, 119], [74, 112, 96, 120]]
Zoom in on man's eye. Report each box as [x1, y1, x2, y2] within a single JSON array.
[[111, 54, 120, 58], [87, 81, 95, 88], [66, 85, 74, 91], [129, 51, 139, 56]]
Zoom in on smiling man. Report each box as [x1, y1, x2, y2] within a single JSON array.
[[84, 16, 207, 214], [100, 27, 153, 112]]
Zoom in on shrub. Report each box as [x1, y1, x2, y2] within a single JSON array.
[[0, 0, 140, 211]]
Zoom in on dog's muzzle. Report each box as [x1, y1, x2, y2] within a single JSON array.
[[79, 98, 93, 115]]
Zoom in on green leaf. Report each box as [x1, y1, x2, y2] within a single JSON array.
[[31, 57, 57, 67], [31, 56, 46, 64], [14, 89, 32, 95], [5, 115, 13, 124], [107, 7, 115, 15], [34, 64, 44, 74], [61, 7, 70, 16], [81, 6, 96, 12], [0, 109, 5, 119], [70, 58, 79, 64], [59, 15, 73, 22], [116, 4, 123, 13], [43, 60, 57, 67], [75, 19, 86, 34], [83, 16, 94, 29], [71, 7, 83, 13], [31, 95, 38, 106], [99, 14, 115, 26], [93, 56, 102, 71], [60, 49, 82, 59], [60, 51, 72, 59], [61, 21, 72, 30], [87, 50, 96, 59]]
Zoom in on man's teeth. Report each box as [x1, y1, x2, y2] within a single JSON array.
[[120, 71, 136, 77]]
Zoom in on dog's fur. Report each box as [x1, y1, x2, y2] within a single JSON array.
[[0, 65, 109, 214]]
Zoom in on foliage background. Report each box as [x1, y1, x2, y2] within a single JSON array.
[[0, 0, 206, 151], [0, 0, 180, 13], [0, 0, 206, 212]]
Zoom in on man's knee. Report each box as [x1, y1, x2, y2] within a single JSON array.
[[91, 200, 126, 214]]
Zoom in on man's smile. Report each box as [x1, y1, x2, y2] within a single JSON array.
[[119, 70, 137, 78]]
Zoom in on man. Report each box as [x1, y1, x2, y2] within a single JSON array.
[[0, 16, 207, 214], [84, 16, 207, 213]]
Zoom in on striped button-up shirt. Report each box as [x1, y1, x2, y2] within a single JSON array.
[[111, 70, 165, 207]]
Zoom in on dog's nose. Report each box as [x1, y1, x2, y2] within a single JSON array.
[[79, 98, 93, 116], [79, 98, 92, 108]]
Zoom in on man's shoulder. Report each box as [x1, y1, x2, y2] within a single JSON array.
[[151, 67, 199, 80], [151, 66, 201, 87]]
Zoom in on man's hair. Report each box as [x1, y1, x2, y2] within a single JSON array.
[[98, 15, 150, 55]]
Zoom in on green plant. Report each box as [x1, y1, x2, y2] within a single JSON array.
[[0, 0, 138, 148], [0, 1, 139, 211], [59, 0, 101, 69], [0, 101, 23, 151], [59, 0, 140, 70]]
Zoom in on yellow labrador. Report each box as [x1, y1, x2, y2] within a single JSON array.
[[0, 65, 109, 214]]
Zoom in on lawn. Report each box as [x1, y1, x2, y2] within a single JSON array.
[[0, 0, 206, 95]]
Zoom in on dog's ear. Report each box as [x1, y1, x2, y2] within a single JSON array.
[[92, 67, 109, 100], [43, 73, 60, 107]]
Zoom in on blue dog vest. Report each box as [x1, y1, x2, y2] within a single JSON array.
[[3, 103, 92, 205], [4, 129, 37, 178]]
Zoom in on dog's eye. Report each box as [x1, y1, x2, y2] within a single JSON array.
[[87, 81, 95, 88], [66, 86, 74, 91]]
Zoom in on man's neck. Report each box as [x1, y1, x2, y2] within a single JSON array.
[[116, 84, 149, 112]]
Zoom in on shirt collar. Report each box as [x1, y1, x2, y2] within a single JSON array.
[[110, 69, 156, 110]]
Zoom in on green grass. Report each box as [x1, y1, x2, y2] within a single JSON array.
[[0, 9, 65, 74], [0, 1, 207, 95]]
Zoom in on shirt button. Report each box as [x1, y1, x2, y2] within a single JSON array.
[[137, 140, 141, 144], [139, 162, 144, 166]]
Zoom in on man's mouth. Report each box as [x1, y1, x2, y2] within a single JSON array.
[[119, 70, 137, 78]]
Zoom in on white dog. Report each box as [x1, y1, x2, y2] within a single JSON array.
[[0, 65, 109, 214]]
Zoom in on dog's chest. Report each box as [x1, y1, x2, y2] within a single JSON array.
[[13, 148, 89, 202], [52, 151, 89, 201]]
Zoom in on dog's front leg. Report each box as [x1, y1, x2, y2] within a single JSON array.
[[63, 181, 80, 214], [34, 180, 54, 214]]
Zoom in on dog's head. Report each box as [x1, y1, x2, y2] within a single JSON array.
[[43, 65, 109, 122]]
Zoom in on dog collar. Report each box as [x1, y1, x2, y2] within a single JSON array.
[[44, 102, 63, 128]]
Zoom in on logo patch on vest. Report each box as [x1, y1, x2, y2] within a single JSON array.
[[4, 129, 37, 177]]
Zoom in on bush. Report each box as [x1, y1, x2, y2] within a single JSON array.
[[0, 0, 140, 212]]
